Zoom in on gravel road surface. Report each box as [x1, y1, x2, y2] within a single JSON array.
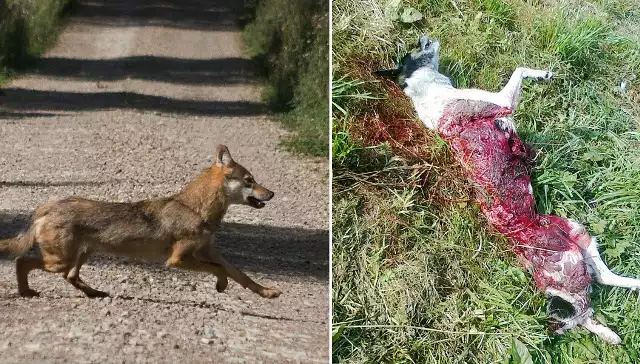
[[0, 0, 329, 362]]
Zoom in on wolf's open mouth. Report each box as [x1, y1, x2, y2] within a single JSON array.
[[247, 196, 266, 209]]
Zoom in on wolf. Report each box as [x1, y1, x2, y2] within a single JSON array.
[[376, 34, 640, 344], [0, 145, 282, 299]]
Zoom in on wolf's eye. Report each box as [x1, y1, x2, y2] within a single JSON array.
[[244, 176, 254, 184]]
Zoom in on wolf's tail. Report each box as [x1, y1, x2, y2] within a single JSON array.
[[0, 225, 36, 256]]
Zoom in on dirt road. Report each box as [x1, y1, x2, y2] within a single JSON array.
[[0, 0, 329, 362]]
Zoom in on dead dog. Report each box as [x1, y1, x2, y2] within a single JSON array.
[[376, 35, 640, 344], [0, 145, 282, 299]]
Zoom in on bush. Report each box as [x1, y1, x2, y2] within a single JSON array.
[[243, 0, 329, 157], [0, 0, 74, 82]]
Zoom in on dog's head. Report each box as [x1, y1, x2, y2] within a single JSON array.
[[215, 145, 274, 209], [376, 34, 441, 87]]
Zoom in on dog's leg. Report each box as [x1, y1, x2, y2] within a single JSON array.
[[582, 317, 622, 344], [166, 240, 229, 293], [64, 250, 109, 298], [15, 256, 43, 297], [583, 237, 640, 290], [498, 67, 553, 108], [206, 249, 282, 299]]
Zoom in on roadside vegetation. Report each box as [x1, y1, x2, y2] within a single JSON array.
[[243, 0, 330, 157], [0, 0, 74, 86], [332, 0, 640, 362]]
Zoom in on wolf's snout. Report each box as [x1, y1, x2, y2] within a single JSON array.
[[246, 186, 274, 209], [265, 190, 275, 200], [256, 188, 274, 201]]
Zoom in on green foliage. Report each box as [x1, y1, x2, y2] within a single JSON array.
[[0, 0, 74, 81], [243, 0, 329, 156]]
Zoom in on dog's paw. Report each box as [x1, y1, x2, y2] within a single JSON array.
[[19, 289, 40, 298], [538, 71, 554, 82], [259, 287, 282, 299], [601, 331, 622, 345]]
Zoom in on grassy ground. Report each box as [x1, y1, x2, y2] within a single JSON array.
[[332, 0, 640, 363], [0, 0, 74, 86], [243, 0, 329, 157]]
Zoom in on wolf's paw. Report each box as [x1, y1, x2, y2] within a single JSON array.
[[259, 287, 282, 299], [216, 277, 229, 293], [19, 289, 40, 298]]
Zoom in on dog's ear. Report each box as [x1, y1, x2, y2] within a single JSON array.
[[375, 68, 400, 80], [215, 145, 234, 166], [418, 35, 431, 51]]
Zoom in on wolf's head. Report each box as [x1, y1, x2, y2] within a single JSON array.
[[215, 145, 274, 209], [376, 34, 441, 88]]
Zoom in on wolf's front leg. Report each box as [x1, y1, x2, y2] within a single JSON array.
[[207, 248, 282, 298], [498, 67, 553, 109]]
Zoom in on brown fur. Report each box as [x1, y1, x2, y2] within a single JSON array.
[[0, 145, 281, 299]]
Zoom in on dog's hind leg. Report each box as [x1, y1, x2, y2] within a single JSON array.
[[583, 237, 640, 290], [64, 250, 109, 298], [498, 67, 554, 109], [582, 317, 622, 344]]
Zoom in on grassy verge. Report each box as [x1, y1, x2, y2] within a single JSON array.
[[242, 0, 329, 157], [0, 0, 74, 86], [332, 0, 640, 362]]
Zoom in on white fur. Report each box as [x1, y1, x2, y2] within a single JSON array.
[[404, 67, 553, 130], [583, 237, 640, 290], [583, 317, 622, 344]]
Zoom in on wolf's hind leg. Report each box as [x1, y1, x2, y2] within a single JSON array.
[[498, 67, 553, 109], [16, 251, 74, 297], [15, 256, 43, 297], [64, 250, 109, 298], [583, 237, 640, 290]]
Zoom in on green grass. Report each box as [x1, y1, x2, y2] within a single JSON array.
[[0, 0, 74, 86], [332, 0, 640, 362], [243, 0, 329, 157]]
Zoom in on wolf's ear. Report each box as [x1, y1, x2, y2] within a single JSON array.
[[215, 144, 234, 166], [375, 68, 400, 80]]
